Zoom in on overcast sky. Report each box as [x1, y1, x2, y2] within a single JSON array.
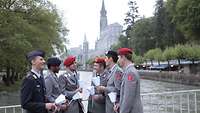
[[49, 0, 156, 49]]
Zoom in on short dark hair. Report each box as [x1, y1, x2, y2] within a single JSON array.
[[107, 56, 118, 63], [105, 51, 118, 63], [47, 57, 61, 69]]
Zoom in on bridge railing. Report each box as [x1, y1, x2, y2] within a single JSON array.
[[141, 89, 200, 113], [1, 89, 200, 113]]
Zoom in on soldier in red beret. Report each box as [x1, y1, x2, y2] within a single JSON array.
[[114, 48, 143, 113], [96, 51, 123, 113], [58, 56, 84, 113], [87, 57, 108, 113]]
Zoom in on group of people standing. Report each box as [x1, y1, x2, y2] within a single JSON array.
[[20, 48, 143, 113]]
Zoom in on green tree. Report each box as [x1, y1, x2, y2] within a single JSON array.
[[163, 47, 176, 69], [154, 0, 166, 49], [129, 17, 156, 55], [153, 48, 163, 65], [144, 48, 163, 65], [0, 0, 68, 86], [165, 0, 187, 46], [174, 0, 200, 42], [144, 49, 155, 65], [185, 44, 200, 64], [174, 44, 188, 65], [132, 54, 144, 65], [123, 0, 139, 48]]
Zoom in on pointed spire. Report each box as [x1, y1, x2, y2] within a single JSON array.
[[101, 0, 105, 12], [101, 0, 106, 16], [84, 33, 87, 42], [100, 0, 107, 33]]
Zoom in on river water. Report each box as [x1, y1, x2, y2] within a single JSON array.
[[0, 71, 199, 112]]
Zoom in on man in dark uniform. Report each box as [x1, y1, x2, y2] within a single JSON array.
[[114, 48, 143, 113], [96, 51, 123, 113], [45, 57, 68, 113], [59, 56, 84, 113], [21, 50, 56, 113], [88, 57, 108, 113]]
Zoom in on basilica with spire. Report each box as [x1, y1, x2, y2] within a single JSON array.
[[95, 0, 123, 53], [69, 0, 122, 69]]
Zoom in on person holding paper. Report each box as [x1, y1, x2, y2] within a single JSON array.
[[114, 48, 143, 113], [96, 50, 123, 113], [59, 56, 84, 113], [87, 57, 108, 113], [21, 50, 56, 113], [45, 57, 68, 113]]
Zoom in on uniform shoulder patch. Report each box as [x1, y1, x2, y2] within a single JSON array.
[[26, 72, 37, 79], [127, 73, 135, 81]]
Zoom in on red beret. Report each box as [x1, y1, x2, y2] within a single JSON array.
[[118, 48, 133, 55], [64, 56, 76, 66], [94, 57, 105, 64]]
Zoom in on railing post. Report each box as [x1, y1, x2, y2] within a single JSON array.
[[165, 95, 167, 113], [13, 107, 15, 113], [180, 94, 182, 113], [149, 95, 152, 113], [187, 93, 190, 113], [172, 93, 175, 113], [157, 96, 160, 113], [4, 108, 6, 113], [194, 92, 197, 113]]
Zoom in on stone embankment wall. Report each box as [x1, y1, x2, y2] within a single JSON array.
[[139, 64, 200, 86]]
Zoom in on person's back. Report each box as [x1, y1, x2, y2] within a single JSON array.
[[120, 64, 143, 113], [116, 48, 143, 113]]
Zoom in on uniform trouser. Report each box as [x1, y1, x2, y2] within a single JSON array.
[[64, 100, 84, 113], [88, 99, 105, 113], [105, 96, 115, 113]]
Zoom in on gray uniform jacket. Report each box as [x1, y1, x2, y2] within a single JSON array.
[[45, 70, 61, 103], [120, 64, 143, 113], [88, 70, 108, 113], [105, 64, 123, 113], [59, 70, 84, 113]]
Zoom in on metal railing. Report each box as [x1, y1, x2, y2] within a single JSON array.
[[141, 89, 200, 113], [1, 89, 200, 113], [0, 105, 23, 113]]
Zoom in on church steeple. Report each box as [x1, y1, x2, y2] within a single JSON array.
[[83, 33, 89, 70], [100, 0, 107, 33], [84, 34, 87, 43]]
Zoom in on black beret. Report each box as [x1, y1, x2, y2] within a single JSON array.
[[47, 57, 61, 66], [26, 50, 45, 62], [105, 50, 118, 58]]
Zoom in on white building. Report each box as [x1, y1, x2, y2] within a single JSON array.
[[95, 0, 123, 54]]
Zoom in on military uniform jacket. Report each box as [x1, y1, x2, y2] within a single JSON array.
[[105, 64, 123, 113], [120, 64, 143, 113], [45, 70, 61, 103], [88, 70, 108, 113], [21, 71, 47, 113], [59, 70, 84, 113]]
